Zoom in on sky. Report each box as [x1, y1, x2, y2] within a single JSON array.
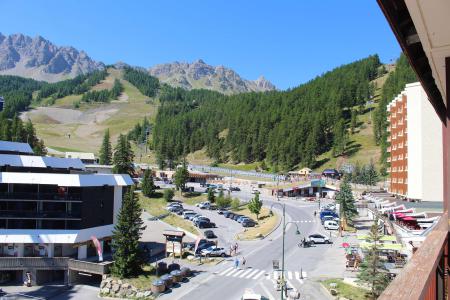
[[0, 1, 400, 90]]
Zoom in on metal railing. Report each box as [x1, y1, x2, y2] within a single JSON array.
[[379, 211, 448, 300], [0, 210, 81, 219], [68, 259, 112, 274], [0, 192, 81, 201], [0, 257, 69, 270]]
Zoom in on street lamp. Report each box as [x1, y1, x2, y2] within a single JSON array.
[[270, 203, 301, 300]]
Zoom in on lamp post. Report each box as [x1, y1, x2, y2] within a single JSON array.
[[270, 203, 301, 300]]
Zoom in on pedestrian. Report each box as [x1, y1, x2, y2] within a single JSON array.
[[242, 257, 246, 268], [234, 257, 240, 269], [235, 242, 239, 254], [229, 245, 233, 256], [314, 211, 317, 217]]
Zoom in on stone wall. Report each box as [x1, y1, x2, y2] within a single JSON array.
[[99, 275, 154, 299]]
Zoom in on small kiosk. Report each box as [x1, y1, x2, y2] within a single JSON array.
[[163, 230, 185, 258]]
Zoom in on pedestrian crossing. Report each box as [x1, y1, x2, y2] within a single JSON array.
[[216, 267, 307, 283]]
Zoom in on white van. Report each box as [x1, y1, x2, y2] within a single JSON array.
[[324, 220, 339, 230]]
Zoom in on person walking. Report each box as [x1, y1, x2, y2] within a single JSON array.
[[234, 257, 240, 269], [242, 257, 246, 269], [235, 243, 239, 254]]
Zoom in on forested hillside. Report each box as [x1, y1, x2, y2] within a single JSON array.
[[373, 54, 417, 175], [152, 55, 383, 171]]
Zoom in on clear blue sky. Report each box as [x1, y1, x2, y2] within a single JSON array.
[[0, 0, 400, 90]]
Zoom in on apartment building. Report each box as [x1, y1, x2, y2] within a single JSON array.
[[0, 141, 133, 285], [387, 82, 443, 202]]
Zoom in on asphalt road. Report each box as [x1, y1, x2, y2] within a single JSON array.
[[159, 184, 340, 300]]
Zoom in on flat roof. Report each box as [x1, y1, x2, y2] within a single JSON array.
[[0, 172, 133, 187], [0, 154, 85, 170], [0, 141, 33, 154], [65, 152, 96, 160]]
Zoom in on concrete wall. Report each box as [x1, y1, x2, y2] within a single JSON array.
[[406, 82, 443, 201]]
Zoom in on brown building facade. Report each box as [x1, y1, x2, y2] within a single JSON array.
[[387, 94, 408, 196]]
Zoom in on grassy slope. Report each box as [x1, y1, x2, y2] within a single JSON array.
[[31, 68, 158, 154]]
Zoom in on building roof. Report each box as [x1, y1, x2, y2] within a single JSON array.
[[65, 152, 96, 160], [0, 154, 85, 170], [0, 141, 34, 155], [0, 172, 133, 187]]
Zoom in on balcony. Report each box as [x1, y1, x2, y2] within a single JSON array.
[[68, 259, 112, 275], [0, 257, 112, 275], [387, 147, 391, 152], [387, 167, 391, 173], [0, 257, 68, 270], [380, 212, 448, 300], [387, 157, 391, 162], [0, 192, 81, 202]]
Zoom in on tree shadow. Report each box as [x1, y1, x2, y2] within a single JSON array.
[[344, 143, 362, 157], [314, 157, 330, 169]]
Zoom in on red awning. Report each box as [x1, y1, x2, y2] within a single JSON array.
[[396, 213, 406, 218], [402, 217, 416, 221]]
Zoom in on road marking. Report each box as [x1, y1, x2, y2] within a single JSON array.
[[232, 269, 245, 277], [252, 270, 266, 280], [239, 268, 253, 278], [288, 271, 293, 280], [245, 269, 259, 279], [295, 271, 301, 281], [273, 271, 279, 280], [225, 268, 239, 277], [302, 271, 308, 278], [219, 267, 234, 276]]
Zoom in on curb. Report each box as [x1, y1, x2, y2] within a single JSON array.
[[261, 210, 282, 240]]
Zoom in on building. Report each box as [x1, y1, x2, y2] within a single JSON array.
[[386, 82, 443, 202], [377, 0, 450, 299], [0, 96, 4, 112], [0, 141, 133, 285], [65, 152, 97, 164]]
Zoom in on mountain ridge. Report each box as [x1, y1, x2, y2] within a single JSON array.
[[148, 59, 276, 94], [0, 33, 104, 82]]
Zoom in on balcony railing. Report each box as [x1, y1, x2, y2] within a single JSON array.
[[0, 210, 81, 219], [0, 257, 112, 275], [0, 257, 69, 270], [68, 259, 112, 275], [379, 211, 448, 300], [0, 192, 81, 202]]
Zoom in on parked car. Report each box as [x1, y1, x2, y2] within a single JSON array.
[[200, 246, 227, 257], [196, 220, 216, 228], [166, 202, 182, 209], [324, 220, 339, 230], [320, 210, 338, 220], [168, 206, 183, 213], [194, 240, 215, 253], [237, 216, 251, 223], [188, 213, 201, 221], [192, 216, 210, 223], [251, 188, 260, 194], [308, 234, 331, 244], [217, 209, 227, 215], [321, 215, 339, 225], [224, 211, 235, 218], [199, 202, 211, 209], [183, 211, 196, 219], [232, 214, 243, 221], [204, 230, 216, 239], [230, 186, 241, 192], [242, 219, 256, 227]]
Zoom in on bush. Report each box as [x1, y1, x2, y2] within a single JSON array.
[[163, 189, 175, 202], [231, 198, 241, 210], [216, 195, 232, 209]]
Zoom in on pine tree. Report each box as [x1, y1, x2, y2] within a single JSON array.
[[113, 134, 134, 175], [366, 160, 379, 187], [248, 193, 263, 220], [350, 109, 358, 134], [207, 188, 216, 203], [332, 119, 347, 157], [174, 160, 189, 191], [335, 176, 357, 228], [11, 114, 24, 142], [357, 220, 391, 299], [99, 129, 112, 165], [33, 139, 47, 156], [111, 187, 146, 278], [141, 168, 156, 197]]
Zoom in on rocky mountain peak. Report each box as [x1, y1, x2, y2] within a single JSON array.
[[148, 59, 276, 94], [0, 32, 104, 82]]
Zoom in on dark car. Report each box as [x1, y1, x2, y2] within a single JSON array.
[[232, 214, 243, 221], [195, 241, 215, 253], [230, 187, 241, 191], [242, 219, 256, 227], [217, 209, 228, 215], [196, 220, 216, 228], [204, 230, 216, 239], [223, 211, 234, 218]]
